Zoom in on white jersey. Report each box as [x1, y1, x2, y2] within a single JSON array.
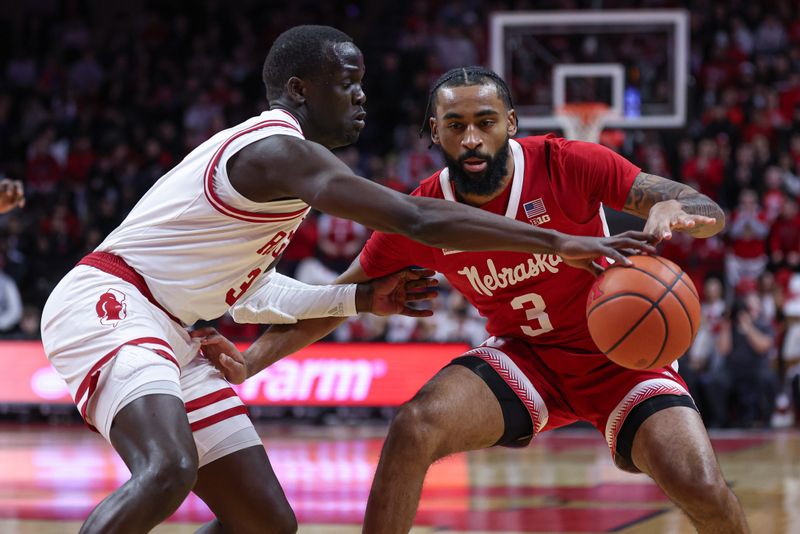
[[97, 109, 310, 324]]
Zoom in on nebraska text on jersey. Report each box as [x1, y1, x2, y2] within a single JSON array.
[[457, 255, 563, 297]]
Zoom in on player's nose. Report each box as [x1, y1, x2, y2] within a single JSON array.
[[353, 84, 366, 106], [461, 124, 482, 149]]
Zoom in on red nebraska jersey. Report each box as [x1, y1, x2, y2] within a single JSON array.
[[360, 136, 639, 370]]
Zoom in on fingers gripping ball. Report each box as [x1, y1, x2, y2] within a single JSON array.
[[586, 256, 700, 370]]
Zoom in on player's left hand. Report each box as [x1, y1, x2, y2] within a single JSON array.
[[191, 327, 248, 384], [363, 268, 439, 317], [0, 179, 25, 214], [644, 200, 716, 241], [558, 231, 658, 276]]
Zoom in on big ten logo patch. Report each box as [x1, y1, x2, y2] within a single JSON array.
[[256, 230, 295, 258], [528, 214, 551, 226], [96, 288, 128, 327]]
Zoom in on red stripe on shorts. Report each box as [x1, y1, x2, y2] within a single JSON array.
[[150, 348, 179, 369], [185, 388, 238, 413], [75, 337, 176, 431], [189, 405, 249, 432]]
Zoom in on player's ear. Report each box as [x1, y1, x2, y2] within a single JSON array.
[[286, 77, 306, 104], [430, 117, 440, 145], [507, 109, 518, 137]]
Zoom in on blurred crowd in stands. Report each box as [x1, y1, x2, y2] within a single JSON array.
[[1, 0, 800, 427]]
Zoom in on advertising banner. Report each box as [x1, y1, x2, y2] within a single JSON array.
[[0, 342, 469, 406]]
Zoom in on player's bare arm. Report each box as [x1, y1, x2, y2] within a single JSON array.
[[0, 179, 25, 213], [622, 172, 725, 240], [194, 265, 436, 383], [228, 135, 656, 266]]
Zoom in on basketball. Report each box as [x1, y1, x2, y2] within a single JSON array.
[[586, 255, 701, 370]]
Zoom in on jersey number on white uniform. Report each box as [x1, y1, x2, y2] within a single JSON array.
[[226, 268, 262, 306], [510, 292, 554, 337]]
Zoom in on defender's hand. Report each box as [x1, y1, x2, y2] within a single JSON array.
[[0, 179, 24, 214], [359, 268, 439, 317], [191, 327, 248, 384], [557, 231, 658, 276], [644, 199, 717, 241]]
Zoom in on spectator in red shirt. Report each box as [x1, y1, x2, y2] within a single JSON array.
[[761, 166, 787, 222], [681, 276, 728, 428], [768, 197, 800, 270], [726, 189, 769, 291], [64, 135, 96, 185], [743, 110, 776, 145], [316, 213, 369, 272], [26, 133, 62, 194], [682, 138, 724, 201]]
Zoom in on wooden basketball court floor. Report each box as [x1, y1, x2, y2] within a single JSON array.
[[1, 422, 799, 534]]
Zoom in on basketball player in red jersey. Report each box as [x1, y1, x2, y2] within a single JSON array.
[[200, 67, 747, 533], [40, 26, 656, 534]]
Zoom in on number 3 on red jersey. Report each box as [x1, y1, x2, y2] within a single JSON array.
[[510, 292, 554, 337]]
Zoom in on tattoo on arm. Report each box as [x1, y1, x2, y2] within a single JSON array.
[[624, 172, 722, 218], [623, 172, 725, 236]]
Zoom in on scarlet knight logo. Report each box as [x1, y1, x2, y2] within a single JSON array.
[[96, 289, 128, 327]]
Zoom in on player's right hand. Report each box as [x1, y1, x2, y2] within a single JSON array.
[[556, 231, 658, 276], [365, 268, 439, 317], [191, 327, 249, 384], [0, 179, 24, 214]]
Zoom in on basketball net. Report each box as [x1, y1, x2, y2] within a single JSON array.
[[555, 103, 611, 143]]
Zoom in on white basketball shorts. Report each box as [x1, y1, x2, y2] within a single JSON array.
[[41, 258, 261, 466]]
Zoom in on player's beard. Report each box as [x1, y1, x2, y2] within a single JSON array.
[[444, 137, 511, 198]]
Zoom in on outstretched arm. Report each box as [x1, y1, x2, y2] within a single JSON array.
[[229, 135, 655, 266], [623, 172, 725, 240], [194, 261, 437, 382]]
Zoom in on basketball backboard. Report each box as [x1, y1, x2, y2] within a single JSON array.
[[490, 10, 689, 131]]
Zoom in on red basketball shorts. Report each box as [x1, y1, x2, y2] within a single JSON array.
[[464, 335, 692, 460]]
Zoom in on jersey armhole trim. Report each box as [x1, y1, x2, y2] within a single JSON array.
[[203, 119, 309, 223]]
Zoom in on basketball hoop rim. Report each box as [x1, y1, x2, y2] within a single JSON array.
[[555, 102, 615, 143], [555, 102, 612, 125]]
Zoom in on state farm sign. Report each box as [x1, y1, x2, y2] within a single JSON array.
[[0, 341, 468, 406], [236, 358, 386, 403], [232, 343, 465, 406]]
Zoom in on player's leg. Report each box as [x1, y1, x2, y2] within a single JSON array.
[[81, 393, 199, 533], [180, 358, 297, 534], [42, 269, 201, 533], [193, 445, 296, 534], [363, 364, 503, 533], [77, 344, 199, 533], [626, 402, 749, 533], [363, 344, 542, 534]]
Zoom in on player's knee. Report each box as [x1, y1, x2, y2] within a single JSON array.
[[389, 401, 447, 461], [139, 453, 198, 501], [691, 477, 731, 513], [668, 467, 730, 513]]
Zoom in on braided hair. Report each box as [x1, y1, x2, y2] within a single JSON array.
[[419, 66, 514, 138]]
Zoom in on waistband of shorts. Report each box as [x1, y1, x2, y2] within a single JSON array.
[[78, 251, 185, 326]]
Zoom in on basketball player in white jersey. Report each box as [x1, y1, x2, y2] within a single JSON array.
[[40, 26, 656, 533]]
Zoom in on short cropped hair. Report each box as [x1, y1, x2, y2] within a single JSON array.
[[262, 25, 354, 102]]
